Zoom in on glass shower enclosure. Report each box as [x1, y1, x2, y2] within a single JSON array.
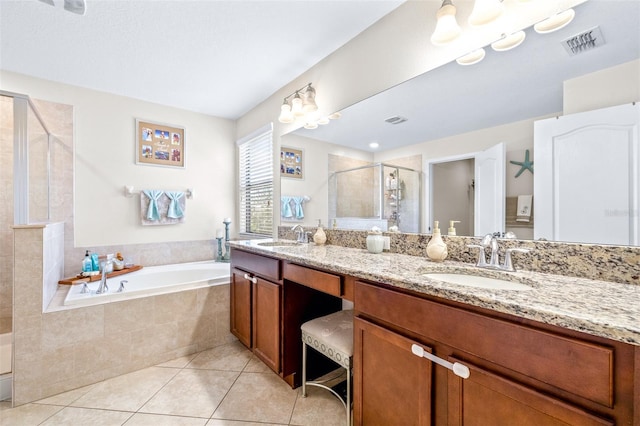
[[329, 163, 421, 233]]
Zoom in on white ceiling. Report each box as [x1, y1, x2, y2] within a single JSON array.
[[295, 0, 640, 152], [0, 0, 404, 119]]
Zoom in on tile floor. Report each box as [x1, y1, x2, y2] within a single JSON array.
[[0, 341, 347, 425]]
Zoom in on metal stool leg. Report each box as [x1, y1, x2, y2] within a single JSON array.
[[302, 340, 307, 397], [346, 364, 351, 426]]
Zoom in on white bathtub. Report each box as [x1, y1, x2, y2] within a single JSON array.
[[0, 332, 11, 401], [64, 261, 230, 307]]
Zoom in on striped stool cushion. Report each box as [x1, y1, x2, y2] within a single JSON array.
[[301, 309, 353, 368]]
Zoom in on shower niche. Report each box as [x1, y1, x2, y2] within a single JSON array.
[[329, 163, 421, 233]]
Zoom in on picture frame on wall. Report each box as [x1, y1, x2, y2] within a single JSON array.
[[136, 118, 185, 168], [280, 146, 303, 179]]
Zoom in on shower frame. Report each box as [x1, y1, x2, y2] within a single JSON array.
[[1, 90, 53, 225], [331, 162, 422, 232]]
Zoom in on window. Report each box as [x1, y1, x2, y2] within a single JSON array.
[[238, 124, 273, 236]]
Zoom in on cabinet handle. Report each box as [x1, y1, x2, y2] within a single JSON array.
[[411, 344, 470, 379], [243, 273, 257, 284]]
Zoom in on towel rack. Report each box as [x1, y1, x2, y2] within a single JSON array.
[[124, 185, 194, 199]]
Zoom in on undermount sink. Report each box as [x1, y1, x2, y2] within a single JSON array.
[[424, 272, 534, 291], [257, 241, 302, 247]]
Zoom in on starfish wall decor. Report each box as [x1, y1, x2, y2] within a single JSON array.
[[510, 149, 534, 177]]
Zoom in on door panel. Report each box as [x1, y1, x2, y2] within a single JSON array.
[[253, 277, 281, 373], [230, 268, 252, 348], [535, 103, 639, 244]]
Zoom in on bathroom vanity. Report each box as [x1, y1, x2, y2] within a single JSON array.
[[229, 240, 639, 425]]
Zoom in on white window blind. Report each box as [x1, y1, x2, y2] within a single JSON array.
[[238, 125, 273, 236]]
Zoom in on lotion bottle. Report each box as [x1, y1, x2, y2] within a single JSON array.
[[448, 220, 460, 236], [313, 219, 327, 245], [426, 221, 448, 262]]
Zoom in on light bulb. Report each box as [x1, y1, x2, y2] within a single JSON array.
[[278, 100, 294, 124], [534, 9, 575, 34], [291, 92, 304, 117], [468, 0, 504, 26], [302, 84, 318, 113], [431, 0, 462, 46], [456, 48, 486, 65]]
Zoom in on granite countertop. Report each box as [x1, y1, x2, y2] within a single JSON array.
[[230, 239, 640, 346]]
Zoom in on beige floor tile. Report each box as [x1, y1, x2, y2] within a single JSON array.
[[186, 342, 251, 371], [0, 403, 62, 425], [125, 412, 208, 425], [242, 355, 272, 374], [71, 366, 179, 412], [40, 406, 133, 425], [139, 369, 239, 418], [289, 386, 347, 426], [34, 384, 95, 406], [212, 372, 297, 424], [206, 420, 285, 426], [156, 353, 198, 369]]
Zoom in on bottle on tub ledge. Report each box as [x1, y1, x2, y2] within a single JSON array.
[[426, 221, 448, 262], [313, 219, 327, 245]]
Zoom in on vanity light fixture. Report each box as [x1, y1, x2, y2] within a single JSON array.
[[491, 30, 526, 51], [431, 0, 462, 46], [278, 83, 318, 123], [534, 8, 575, 34], [456, 48, 486, 65], [468, 0, 504, 27]]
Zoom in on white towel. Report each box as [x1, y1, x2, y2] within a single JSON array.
[[516, 195, 532, 222]]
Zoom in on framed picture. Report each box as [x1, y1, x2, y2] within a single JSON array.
[[280, 147, 303, 179], [136, 119, 185, 168]]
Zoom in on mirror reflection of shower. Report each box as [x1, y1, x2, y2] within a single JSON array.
[[329, 162, 421, 233]]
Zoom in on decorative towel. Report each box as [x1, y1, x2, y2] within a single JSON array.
[[143, 190, 163, 221], [281, 196, 293, 218], [166, 191, 185, 219], [292, 196, 305, 219], [516, 195, 533, 222]]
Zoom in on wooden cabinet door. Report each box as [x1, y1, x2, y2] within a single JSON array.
[[354, 317, 432, 426], [253, 276, 281, 373], [447, 357, 613, 426], [230, 268, 252, 348]]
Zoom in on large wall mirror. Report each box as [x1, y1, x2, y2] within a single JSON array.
[[279, 0, 640, 246]]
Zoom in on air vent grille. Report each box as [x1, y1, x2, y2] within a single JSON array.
[[562, 26, 605, 56], [385, 116, 408, 125]]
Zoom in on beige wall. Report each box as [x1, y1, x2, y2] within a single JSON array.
[[1, 71, 236, 248]]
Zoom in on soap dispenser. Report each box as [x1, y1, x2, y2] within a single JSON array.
[[426, 221, 448, 262], [82, 250, 92, 274], [313, 219, 327, 245], [448, 220, 460, 236]]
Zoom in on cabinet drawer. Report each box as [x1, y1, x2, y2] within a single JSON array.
[[231, 249, 280, 281], [283, 263, 342, 297], [355, 281, 614, 408]]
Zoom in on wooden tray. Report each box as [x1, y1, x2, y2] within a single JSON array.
[[58, 265, 143, 285]]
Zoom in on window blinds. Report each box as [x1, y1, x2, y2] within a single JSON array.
[[238, 125, 273, 236]]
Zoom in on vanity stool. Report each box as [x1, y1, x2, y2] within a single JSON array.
[[301, 309, 354, 426]]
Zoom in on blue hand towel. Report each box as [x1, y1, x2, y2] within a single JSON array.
[[281, 196, 293, 218], [166, 191, 185, 219], [293, 196, 305, 219], [143, 190, 163, 221]]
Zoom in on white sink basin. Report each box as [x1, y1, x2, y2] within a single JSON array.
[[425, 273, 534, 291]]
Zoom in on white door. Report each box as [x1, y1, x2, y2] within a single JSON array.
[[426, 143, 505, 236], [534, 103, 639, 245], [475, 142, 505, 236]]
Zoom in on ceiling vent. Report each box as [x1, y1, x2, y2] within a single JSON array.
[[562, 26, 605, 56], [385, 116, 408, 125]]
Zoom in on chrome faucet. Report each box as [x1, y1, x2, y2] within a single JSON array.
[[291, 224, 309, 243], [468, 233, 530, 272], [96, 259, 112, 294]]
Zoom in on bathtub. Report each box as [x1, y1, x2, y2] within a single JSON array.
[[64, 260, 230, 307], [0, 332, 11, 401]]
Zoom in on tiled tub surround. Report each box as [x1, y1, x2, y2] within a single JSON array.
[[237, 238, 640, 345], [12, 225, 232, 406], [278, 226, 640, 285]]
